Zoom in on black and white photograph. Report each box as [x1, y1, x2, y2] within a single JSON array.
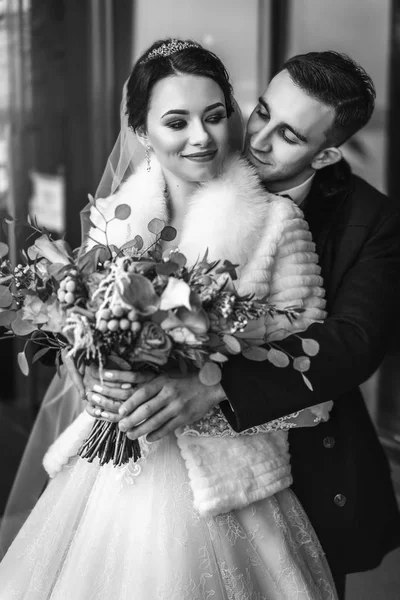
[[0, 1, 399, 598]]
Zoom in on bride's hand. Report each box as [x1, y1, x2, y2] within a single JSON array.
[[84, 365, 155, 421]]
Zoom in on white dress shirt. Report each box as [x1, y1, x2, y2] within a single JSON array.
[[274, 173, 315, 207]]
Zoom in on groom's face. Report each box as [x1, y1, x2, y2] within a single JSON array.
[[245, 70, 336, 191]]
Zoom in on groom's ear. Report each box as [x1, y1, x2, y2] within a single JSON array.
[[311, 146, 342, 171]]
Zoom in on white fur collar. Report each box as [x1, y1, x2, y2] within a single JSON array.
[[87, 153, 275, 269]]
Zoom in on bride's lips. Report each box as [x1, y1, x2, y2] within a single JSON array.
[[182, 149, 217, 163]]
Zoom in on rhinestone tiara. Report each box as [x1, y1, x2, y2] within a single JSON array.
[[140, 40, 200, 64]]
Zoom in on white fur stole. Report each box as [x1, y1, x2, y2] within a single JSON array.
[[44, 154, 330, 513]]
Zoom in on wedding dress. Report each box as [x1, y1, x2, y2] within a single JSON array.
[[0, 155, 337, 599]]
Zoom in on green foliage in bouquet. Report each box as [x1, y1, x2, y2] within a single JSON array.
[[0, 197, 319, 468]]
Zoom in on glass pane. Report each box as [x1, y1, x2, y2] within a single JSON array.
[[133, 0, 260, 118], [288, 0, 390, 193]]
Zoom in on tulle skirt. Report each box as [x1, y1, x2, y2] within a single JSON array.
[[0, 433, 337, 599], [0, 368, 84, 558]]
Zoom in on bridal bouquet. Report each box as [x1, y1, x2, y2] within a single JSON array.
[[0, 201, 319, 467]]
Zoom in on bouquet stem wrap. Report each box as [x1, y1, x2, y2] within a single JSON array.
[[78, 419, 141, 467]]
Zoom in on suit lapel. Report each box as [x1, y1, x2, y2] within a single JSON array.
[[302, 160, 352, 258]]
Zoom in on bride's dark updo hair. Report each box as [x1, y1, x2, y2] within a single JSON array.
[[126, 38, 234, 132]]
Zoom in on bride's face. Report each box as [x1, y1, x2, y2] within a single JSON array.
[[143, 74, 229, 182]]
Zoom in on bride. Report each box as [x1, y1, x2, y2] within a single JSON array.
[[0, 38, 337, 599]]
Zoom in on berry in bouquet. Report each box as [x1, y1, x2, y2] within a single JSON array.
[[0, 204, 319, 468]]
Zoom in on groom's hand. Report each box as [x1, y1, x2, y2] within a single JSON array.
[[117, 372, 226, 442]]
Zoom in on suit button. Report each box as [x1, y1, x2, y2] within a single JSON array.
[[334, 493, 347, 507], [323, 436, 335, 449]]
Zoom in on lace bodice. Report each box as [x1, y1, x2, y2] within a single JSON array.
[[180, 406, 301, 438]]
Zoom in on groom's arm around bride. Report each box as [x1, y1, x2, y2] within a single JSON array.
[[220, 51, 400, 582]]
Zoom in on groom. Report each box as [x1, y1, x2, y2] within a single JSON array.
[[86, 51, 400, 597]]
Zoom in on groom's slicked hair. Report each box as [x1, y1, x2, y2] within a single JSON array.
[[282, 51, 376, 146]]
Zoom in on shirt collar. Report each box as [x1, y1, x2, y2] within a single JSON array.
[[273, 173, 315, 207]]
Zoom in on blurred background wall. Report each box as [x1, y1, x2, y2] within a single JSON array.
[[0, 3, 399, 592]]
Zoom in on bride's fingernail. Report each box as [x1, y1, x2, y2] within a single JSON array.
[[95, 408, 102, 417], [119, 422, 127, 432], [119, 406, 126, 416], [104, 372, 114, 379], [101, 411, 109, 419], [92, 394, 101, 403], [121, 383, 132, 390], [93, 384, 103, 393]]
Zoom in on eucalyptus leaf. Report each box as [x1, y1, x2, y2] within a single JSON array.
[[17, 351, 29, 376], [222, 334, 242, 354], [0, 242, 9, 258], [293, 356, 311, 372], [160, 226, 177, 242], [119, 236, 143, 253], [209, 352, 229, 363], [114, 204, 131, 220], [267, 348, 290, 368], [301, 338, 320, 357], [199, 361, 222, 386], [0, 310, 17, 327], [152, 250, 162, 261], [170, 252, 186, 268], [207, 333, 222, 348], [133, 235, 145, 251], [11, 312, 38, 336], [242, 346, 270, 361], [0, 285, 13, 308], [148, 218, 165, 235]]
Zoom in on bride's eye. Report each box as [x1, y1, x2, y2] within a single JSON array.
[[206, 113, 226, 124], [166, 120, 186, 130]]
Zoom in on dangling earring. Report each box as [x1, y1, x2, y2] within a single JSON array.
[[145, 145, 152, 172]]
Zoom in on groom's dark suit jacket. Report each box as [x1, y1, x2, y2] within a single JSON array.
[[221, 159, 400, 575]]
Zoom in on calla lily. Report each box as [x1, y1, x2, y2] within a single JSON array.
[[118, 273, 160, 315], [176, 306, 210, 335], [28, 235, 72, 266], [160, 306, 210, 336], [159, 277, 192, 312]]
